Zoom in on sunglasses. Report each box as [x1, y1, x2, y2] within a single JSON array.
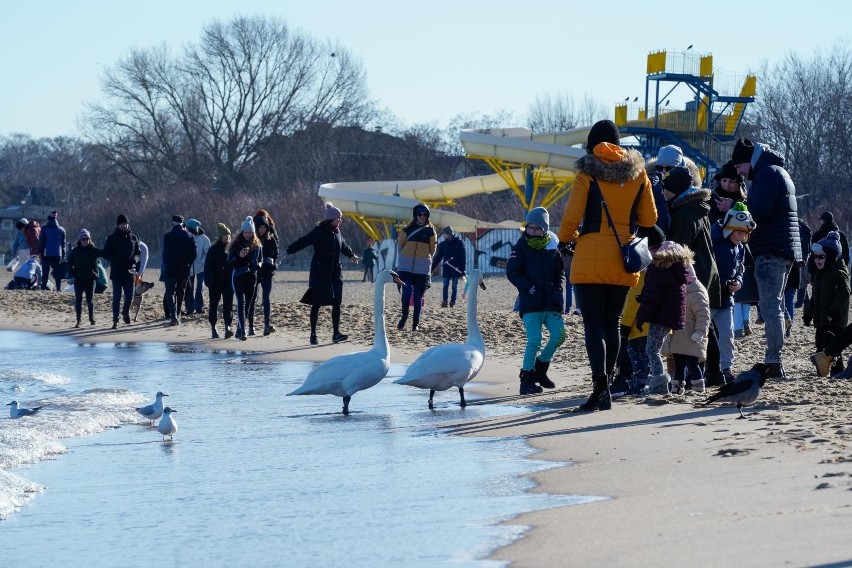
[[526, 226, 544, 233], [80, 237, 90, 241], [813, 254, 827, 260]]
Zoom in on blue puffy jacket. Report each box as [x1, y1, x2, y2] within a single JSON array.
[[745, 143, 802, 261], [37, 218, 66, 258]]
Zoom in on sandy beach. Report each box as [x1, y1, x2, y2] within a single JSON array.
[[2, 268, 851, 567]]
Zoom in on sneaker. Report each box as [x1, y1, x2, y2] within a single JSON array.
[[224, 327, 234, 339], [449, 301, 455, 308], [743, 324, 753, 336], [112, 321, 118, 330], [248, 327, 256, 336], [609, 376, 630, 397], [670, 380, 685, 395], [89, 317, 96, 325], [397, 317, 407, 330], [169, 318, 180, 327], [691, 379, 706, 393], [766, 362, 786, 379], [123, 314, 131, 325], [810, 352, 834, 377], [722, 368, 736, 384], [74, 319, 81, 329], [734, 329, 745, 339], [441, 301, 448, 308], [573, 310, 582, 316], [211, 327, 220, 339], [332, 332, 348, 343]]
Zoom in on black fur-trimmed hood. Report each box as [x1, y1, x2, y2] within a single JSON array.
[[576, 148, 647, 184]]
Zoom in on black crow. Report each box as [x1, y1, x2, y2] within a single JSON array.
[[704, 363, 769, 419]]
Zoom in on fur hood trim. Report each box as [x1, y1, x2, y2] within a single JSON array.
[[646, 155, 703, 188], [670, 186, 712, 209], [652, 243, 694, 268], [576, 148, 647, 184]]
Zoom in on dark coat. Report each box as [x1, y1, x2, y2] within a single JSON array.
[[258, 235, 279, 278], [286, 223, 355, 306], [804, 259, 850, 328], [204, 241, 232, 288], [226, 242, 262, 279], [745, 144, 802, 262], [37, 218, 66, 258], [667, 187, 722, 309], [506, 236, 565, 315], [636, 249, 690, 330], [67, 243, 104, 282], [431, 235, 467, 277], [161, 225, 197, 280], [711, 222, 745, 308], [102, 227, 141, 283]]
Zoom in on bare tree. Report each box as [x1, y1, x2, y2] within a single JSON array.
[[752, 44, 852, 205], [526, 93, 608, 133], [84, 15, 375, 193]]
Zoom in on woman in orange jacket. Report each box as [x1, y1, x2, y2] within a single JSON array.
[[557, 120, 657, 411]]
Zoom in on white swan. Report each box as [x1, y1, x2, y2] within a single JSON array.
[[395, 269, 486, 409], [288, 270, 401, 415], [136, 391, 168, 426]]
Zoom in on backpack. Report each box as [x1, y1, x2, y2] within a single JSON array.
[[24, 220, 41, 255]]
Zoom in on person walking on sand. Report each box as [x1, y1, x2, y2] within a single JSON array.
[[252, 213, 279, 336], [432, 226, 467, 308], [506, 207, 566, 395], [184, 219, 210, 316], [37, 210, 66, 291], [67, 229, 105, 327], [102, 214, 141, 329], [805, 231, 850, 376], [161, 215, 197, 326], [227, 217, 262, 340], [635, 242, 692, 395], [396, 203, 437, 332], [362, 239, 378, 283], [557, 120, 657, 412], [285, 203, 360, 345], [204, 223, 235, 339]]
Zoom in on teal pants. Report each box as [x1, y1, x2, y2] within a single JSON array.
[[521, 311, 566, 370]]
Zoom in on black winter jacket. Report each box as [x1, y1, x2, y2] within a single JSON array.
[[286, 223, 355, 306], [103, 227, 141, 282], [506, 236, 565, 316], [431, 236, 466, 277], [204, 241, 232, 288]]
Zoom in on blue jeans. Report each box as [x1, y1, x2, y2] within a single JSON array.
[[784, 288, 795, 321], [442, 275, 460, 304], [712, 306, 735, 370], [112, 278, 134, 322], [734, 303, 751, 331], [755, 255, 792, 364], [627, 336, 649, 384], [521, 311, 565, 370]]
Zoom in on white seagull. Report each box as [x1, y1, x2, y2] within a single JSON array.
[[395, 269, 487, 409], [136, 391, 168, 425], [288, 270, 402, 415], [7, 400, 43, 419], [157, 407, 178, 441]]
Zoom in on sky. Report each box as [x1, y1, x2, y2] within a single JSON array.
[[2, 0, 850, 140]]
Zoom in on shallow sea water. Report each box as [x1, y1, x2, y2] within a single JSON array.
[[0, 331, 593, 567]]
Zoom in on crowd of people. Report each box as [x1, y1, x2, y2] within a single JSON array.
[[3, 120, 845, 406]]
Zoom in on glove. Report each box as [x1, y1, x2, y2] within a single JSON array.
[[635, 320, 645, 333], [690, 332, 704, 344], [528, 286, 536, 295]]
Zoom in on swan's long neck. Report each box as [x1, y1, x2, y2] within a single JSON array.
[[466, 278, 484, 351], [372, 276, 389, 358]]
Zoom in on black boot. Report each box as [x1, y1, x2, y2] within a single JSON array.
[[211, 325, 220, 339], [534, 359, 556, 389], [397, 313, 408, 330], [577, 375, 611, 411], [519, 369, 543, 395]]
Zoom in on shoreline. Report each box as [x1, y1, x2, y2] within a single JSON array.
[[2, 272, 852, 566]]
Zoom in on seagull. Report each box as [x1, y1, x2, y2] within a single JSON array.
[[157, 407, 178, 441], [633, 97, 639, 102], [7, 401, 42, 419], [136, 391, 168, 426], [665, 99, 670, 106], [687, 44, 693, 50], [704, 364, 769, 419], [623, 96, 630, 102]]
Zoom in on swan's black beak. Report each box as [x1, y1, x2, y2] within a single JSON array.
[[479, 279, 487, 290], [389, 270, 403, 292]]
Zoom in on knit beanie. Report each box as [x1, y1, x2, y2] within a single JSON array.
[[586, 119, 620, 152], [525, 207, 550, 233], [722, 202, 757, 239], [216, 223, 231, 238], [637, 224, 666, 249], [412, 202, 430, 219], [324, 202, 342, 221], [186, 218, 201, 231], [720, 161, 740, 181], [820, 211, 834, 223], [254, 216, 269, 229], [657, 145, 684, 168], [731, 138, 755, 165], [241, 216, 255, 233], [79, 229, 91, 240], [172, 215, 184, 225], [813, 230, 842, 260], [442, 226, 453, 236], [662, 166, 693, 196], [116, 214, 129, 225]]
